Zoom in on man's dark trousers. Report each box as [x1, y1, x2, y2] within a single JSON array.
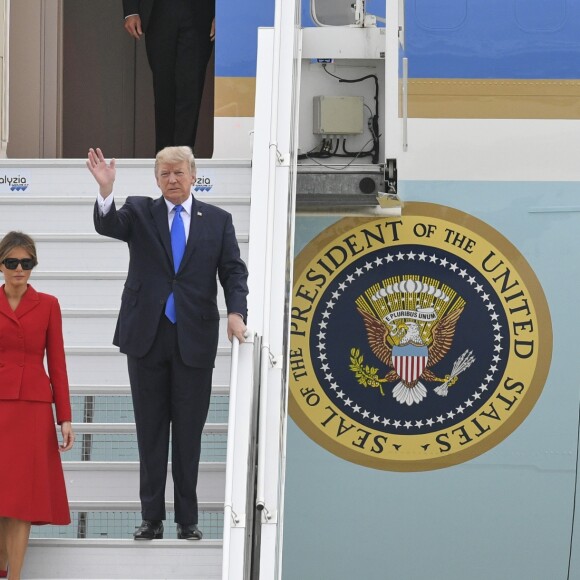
[[128, 315, 213, 525], [145, 0, 214, 152]]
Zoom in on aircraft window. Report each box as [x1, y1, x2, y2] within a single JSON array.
[[515, 0, 566, 32], [414, 0, 467, 30], [307, 0, 385, 26], [309, 0, 360, 25]]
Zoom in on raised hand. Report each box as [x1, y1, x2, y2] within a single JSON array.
[[87, 148, 116, 198]]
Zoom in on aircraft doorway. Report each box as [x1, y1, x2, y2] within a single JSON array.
[[8, 0, 214, 159]]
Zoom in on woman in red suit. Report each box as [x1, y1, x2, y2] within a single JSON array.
[[0, 232, 75, 580]]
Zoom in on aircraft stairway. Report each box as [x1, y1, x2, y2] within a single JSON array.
[[0, 159, 256, 579]]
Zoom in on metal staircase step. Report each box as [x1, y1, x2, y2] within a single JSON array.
[[64, 348, 232, 385], [64, 462, 226, 504], [26, 236, 249, 271], [25, 539, 223, 579], [0, 158, 250, 198], [0, 196, 250, 235], [68, 385, 229, 396], [62, 312, 233, 348], [30, 505, 224, 541]]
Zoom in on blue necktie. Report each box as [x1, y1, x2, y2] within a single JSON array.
[[165, 205, 186, 323]]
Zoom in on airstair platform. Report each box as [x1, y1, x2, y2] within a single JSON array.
[[0, 159, 251, 580]]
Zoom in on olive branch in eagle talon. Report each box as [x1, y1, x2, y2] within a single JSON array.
[[349, 348, 389, 396]]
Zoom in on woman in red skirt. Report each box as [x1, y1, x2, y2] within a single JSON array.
[[0, 232, 75, 580]]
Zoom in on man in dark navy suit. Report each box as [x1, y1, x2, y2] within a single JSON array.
[[122, 0, 215, 153], [87, 146, 248, 540]]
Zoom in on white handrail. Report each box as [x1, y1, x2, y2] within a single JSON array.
[[255, 343, 270, 510], [221, 335, 240, 578], [255, 0, 284, 512], [221, 330, 259, 580], [249, 9, 301, 578]]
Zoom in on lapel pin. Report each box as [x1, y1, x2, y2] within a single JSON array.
[[197, 212, 203, 216]]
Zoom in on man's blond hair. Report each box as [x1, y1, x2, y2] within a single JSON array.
[[155, 146, 196, 175]]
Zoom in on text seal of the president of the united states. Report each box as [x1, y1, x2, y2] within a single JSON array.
[[289, 203, 552, 471]]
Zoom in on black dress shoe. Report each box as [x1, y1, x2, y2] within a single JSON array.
[[133, 520, 164, 540], [177, 523, 203, 540]]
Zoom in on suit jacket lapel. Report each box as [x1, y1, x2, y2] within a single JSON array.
[[0, 284, 39, 323], [179, 197, 202, 273], [151, 196, 173, 264], [0, 285, 17, 323], [15, 285, 40, 319]]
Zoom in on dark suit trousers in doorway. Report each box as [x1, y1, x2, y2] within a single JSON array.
[[145, 0, 214, 152], [127, 315, 213, 525]]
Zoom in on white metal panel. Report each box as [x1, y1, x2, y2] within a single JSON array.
[[0, 159, 251, 197], [213, 118, 254, 160], [399, 118, 580, 181], [25, 540, 223, 580], [0, 197, 250, 235], [33, 278, 234, 312], [62, 315, 233, 349], [64, 463, 225, 504], [28, 239, 248, 272], [62, 316, 116, 347], [65, 350, 232, 386], [302, 27, 385, 59]]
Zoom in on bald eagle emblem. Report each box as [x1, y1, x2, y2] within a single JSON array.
[[350, 277, 475, 406]]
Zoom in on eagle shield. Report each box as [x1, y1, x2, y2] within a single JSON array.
[[392, 344, 429, 383]]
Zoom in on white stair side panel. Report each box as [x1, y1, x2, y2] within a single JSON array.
[[32, 278, 124, 309], [62, 317, 116, 347], [62, 316, 233, 348], [29, 239, 248, 272], [35, 239, 129, 271], [0, 159, 251, 197], [65, 352, 231, 385], [32, 279, 233, 312], [25, 540, 222, 580], [64, 463, 225, 504], [0, 198, 250, 235]]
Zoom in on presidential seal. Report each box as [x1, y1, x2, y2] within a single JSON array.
[[289, 203, 552, 471]]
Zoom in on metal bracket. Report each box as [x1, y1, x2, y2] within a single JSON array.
[[260, 507, 278, 524], [376, 158, 403, 209], [243, 328, 256, 344], [270, 353, 284, 368], [229, 509, 246, 528], [353, 0, 365, 26], [269, 143, 285, 165]]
